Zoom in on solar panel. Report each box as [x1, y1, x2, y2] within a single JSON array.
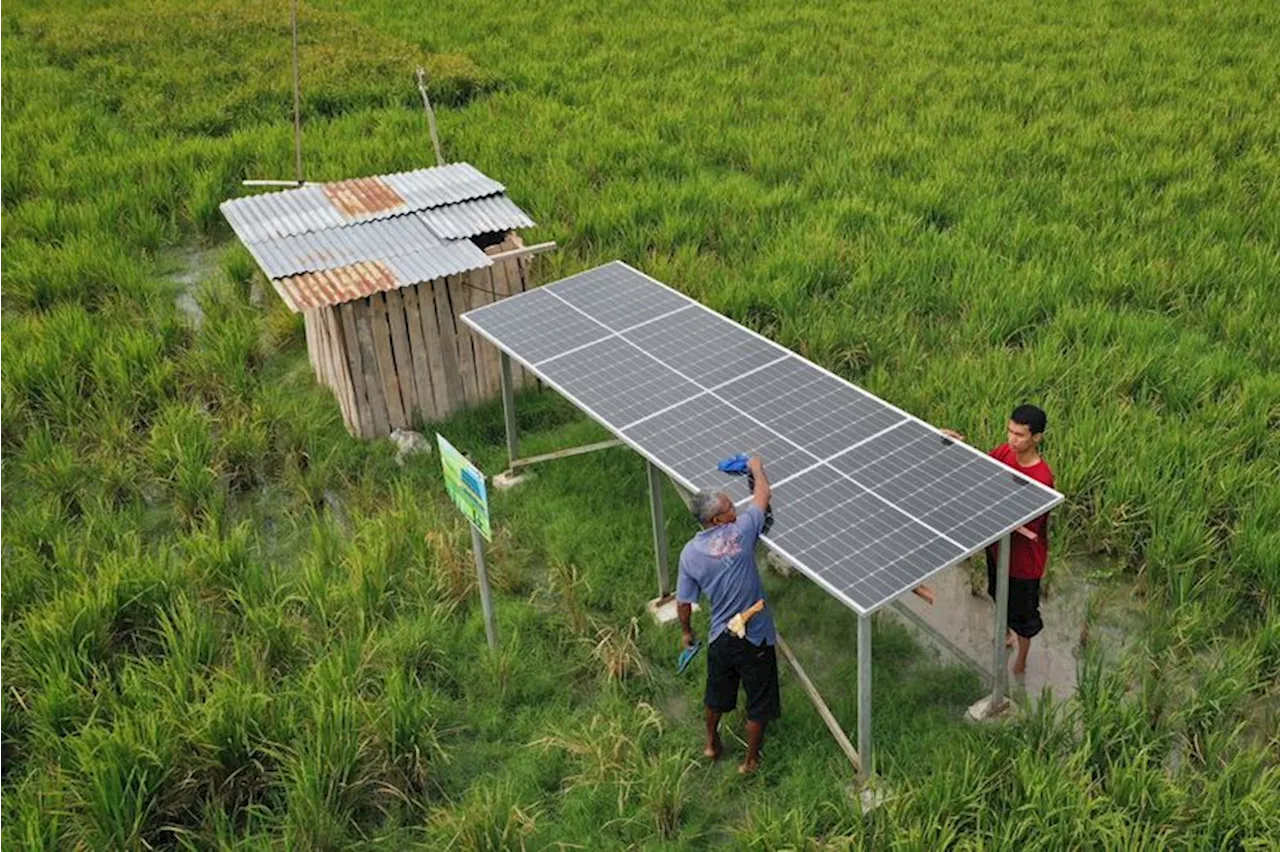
[[462, 261, 1063, 615], [622, 307, 787, 388], [461, 287, 611, 365]]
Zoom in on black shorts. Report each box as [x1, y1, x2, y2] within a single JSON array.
[[986, 551, 1043, 639], [705, 633, 781, 722]]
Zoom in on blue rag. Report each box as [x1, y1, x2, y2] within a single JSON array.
[[717, 454, 751, 475]]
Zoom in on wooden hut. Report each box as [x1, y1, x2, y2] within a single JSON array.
[[221, 163, 550, 438]]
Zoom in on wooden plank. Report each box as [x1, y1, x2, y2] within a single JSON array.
[[383, 288, 420, 423], [415, 281, 454, 419], [338, 302, 379, 439], [444, 275, 480, 407], [466, 267, 501, 400], [323, 307, 359, 435], [400, 286, 439, 423], [428, 278, 466, 414], [303, 311, 324, 384], [366, 293, 409, 428], [352, 299, 393, 437]]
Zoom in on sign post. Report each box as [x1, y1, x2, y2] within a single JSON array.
[[437, 434, 497, 649]]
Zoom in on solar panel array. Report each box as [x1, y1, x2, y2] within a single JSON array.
[[462, 262, 1063, 614]]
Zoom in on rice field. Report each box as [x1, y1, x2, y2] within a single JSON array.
[[2, 0, 1278, 848]]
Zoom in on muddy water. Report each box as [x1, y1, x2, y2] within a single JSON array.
[[891, 558, 1143, 704], [163, 244, 225, 328]]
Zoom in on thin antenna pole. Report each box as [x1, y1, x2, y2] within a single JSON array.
[[416, 67, 446, 166], [291, 0, 303, 182]]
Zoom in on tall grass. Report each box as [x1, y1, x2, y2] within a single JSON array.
[[3, 0, 1279, 846]]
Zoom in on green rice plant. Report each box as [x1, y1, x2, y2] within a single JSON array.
[[2, 769, 66, 852], [531, 701, 663, 816], [375, 667, 450, 796], [283, 691, 380, 850], [62, 712, 180, 850], [425, 777, 541, 851], [587, 617, 650, 684], [146, 401, 225, 529], [191, 670, 287, 814], [634, 749, 696, 841], [543, 559, 592, 637]]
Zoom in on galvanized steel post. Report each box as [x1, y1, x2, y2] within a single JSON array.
[[471, 523, 498, 650], [857, 613, 872, 785], [647, 461, 671, 598], [991, 534, 1012, 711], [500, 353, 519, 469]]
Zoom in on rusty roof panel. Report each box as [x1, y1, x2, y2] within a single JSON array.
[[322, 176, 407, 219], [272, 243, 492, 312], [416, 195, 536, 240], [276, 261, 402, 311]]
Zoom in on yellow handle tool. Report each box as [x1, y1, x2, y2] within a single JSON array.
[[727, 598, 766, 639]]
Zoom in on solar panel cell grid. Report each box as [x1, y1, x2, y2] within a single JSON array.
[[622, 307, 787, 388], [718, 357, 907, 460], [464, 287, 611, 365], [538, 337, 702, 428], [622, 394, 818, 493], [547, 262, 693, 330]]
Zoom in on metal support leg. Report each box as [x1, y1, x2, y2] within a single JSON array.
[[991, 534, 1011, 710], [647, 461, 671, 598], [857, 613, 872, 784], [500, 353, 519, 470], [471, 524, 498, 650]]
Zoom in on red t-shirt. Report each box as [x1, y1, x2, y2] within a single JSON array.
[[985, 444, 1055, 579]]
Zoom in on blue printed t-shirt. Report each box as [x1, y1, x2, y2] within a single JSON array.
[[676, 504, 776, 647]]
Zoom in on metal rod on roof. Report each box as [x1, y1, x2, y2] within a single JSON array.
[[242, 179, 313, 187], [484, 241, 558, 263], [416, 67, 446, 166], [292, 0, 304, 182]]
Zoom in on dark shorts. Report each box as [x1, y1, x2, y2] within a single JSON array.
[[705, 633, 781, 722], [986, 551, 1044, 639]]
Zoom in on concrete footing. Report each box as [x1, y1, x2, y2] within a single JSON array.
[[492, 470, 532, 490], [848, 780, 891, 812], [966, 694, 1016, 723], [647, 595, 695, 625]]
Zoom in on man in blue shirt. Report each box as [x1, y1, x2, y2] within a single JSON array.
[[677, 455, 779, 775]]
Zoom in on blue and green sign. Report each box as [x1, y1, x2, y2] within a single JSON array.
[[437, 433, 491, 540]]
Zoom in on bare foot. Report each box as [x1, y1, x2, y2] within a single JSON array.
[[738, 758, 759, 775], [704, 734, 723, 760], [913, 584, 935, 605], [1012, 659, 1027, 675]]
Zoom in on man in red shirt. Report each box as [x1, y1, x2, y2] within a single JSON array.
[[945, 404, 1055, 675]]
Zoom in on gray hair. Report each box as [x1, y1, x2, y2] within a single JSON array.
[[691, 490, 728, 525]]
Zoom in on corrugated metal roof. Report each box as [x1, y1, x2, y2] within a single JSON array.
[[322, 176, 407, 218], [220, 162, 533, 311], [245, 215, 443, 280], [416, 195, 536, 240]]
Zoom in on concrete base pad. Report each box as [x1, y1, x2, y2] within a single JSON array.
[[966, 693, 1016, 723], [647, 595, 696, 625], [847, 780, 891, 812], [493, 469, 532, 490]]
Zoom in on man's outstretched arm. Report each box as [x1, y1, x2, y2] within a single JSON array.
[[748, 456, 770, 513]]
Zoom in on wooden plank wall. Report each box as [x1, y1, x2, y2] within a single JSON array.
[[307, 231, 540, 439]]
